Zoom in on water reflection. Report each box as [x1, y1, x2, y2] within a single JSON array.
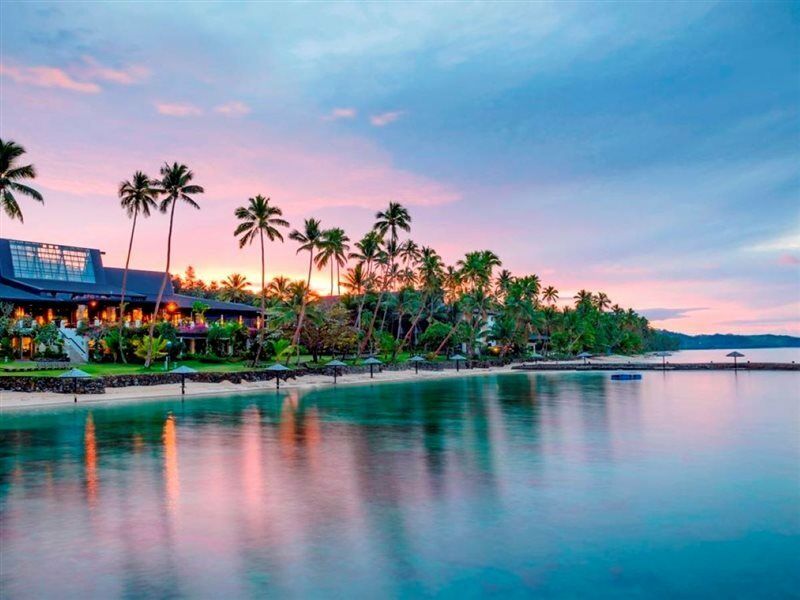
[[1, 372, 798, 597]]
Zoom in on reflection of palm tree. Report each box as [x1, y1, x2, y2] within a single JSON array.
[[145, 162, 204, 367], [219, 273, 251, 302], [117, 171, 159, 363], [289, 218, 323, 349], [0, 139, 43, 222], [234, 195, 289, 365]]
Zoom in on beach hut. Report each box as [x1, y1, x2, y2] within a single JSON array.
[[577, 352, 592, 365], [654, 351, 672, 370], [326, 359, 347, 384], [59, 368, 91, 402], [266, 363, 292, 389], [409, 355, 426, 374], [363, 356, 383, 379], [171, 365, 197, 395], [726, 351, 745, 370], [449, 353, 467, 372]]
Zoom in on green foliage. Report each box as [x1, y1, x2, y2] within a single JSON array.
[[134, 336, 169, 361]]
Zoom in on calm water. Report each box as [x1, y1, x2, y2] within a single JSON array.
[[644, 347, 800, 364], [2, 372, 798, 598]]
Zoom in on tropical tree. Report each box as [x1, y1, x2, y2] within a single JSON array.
[[594, 292, 611, 312], [342, 263, 367, 295], [233, 195, 289, 365], [0, 139, 43, 222], [144, 162, 204, 367], [219, 273, 252, 303], [349, 230, 382, 328], [116, 171, 159, 362], [541, 285, 559, 305], [289, 218, 323, 350], [315, 227, 350, 295], [574, 289, 593, 309], [374, 201, 411, 246], [266, 276, 292, 302]]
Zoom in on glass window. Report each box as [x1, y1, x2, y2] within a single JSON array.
[[9, 241, 96, 283]]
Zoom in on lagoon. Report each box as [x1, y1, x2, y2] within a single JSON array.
[[2, 372, 798, 598]]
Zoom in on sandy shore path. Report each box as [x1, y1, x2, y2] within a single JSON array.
[[0, 365, 519, 411]]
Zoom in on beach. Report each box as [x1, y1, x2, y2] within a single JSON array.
[[0, 364, 519, 411]]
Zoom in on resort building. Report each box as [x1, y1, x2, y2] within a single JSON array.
[[0, 238, 259, 359]]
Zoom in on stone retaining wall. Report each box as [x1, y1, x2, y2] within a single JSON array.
[[0, 376, 106, 394]]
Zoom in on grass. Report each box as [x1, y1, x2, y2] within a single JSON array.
[[0, 352, 453, 377]]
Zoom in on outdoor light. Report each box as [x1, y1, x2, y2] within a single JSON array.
[[167, 302, 178, 313]]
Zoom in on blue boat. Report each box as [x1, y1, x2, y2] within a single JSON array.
[[611, 373, 642, 381]]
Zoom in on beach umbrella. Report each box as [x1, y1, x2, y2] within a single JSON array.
[[266, 363, 292, 389], [59, 368, 91, 402], [449, 353, 467, 372], [409, 355, 426, 374], [171, 365, 197, 395], [654, 351, 672, 370], [363, 356, 383, 379], [326, 359, 347, 384], [577, 351, 592, 365], [726, 351, 745, 370]]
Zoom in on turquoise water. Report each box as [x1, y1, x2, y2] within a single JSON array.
[[2, 372, 798, 598]]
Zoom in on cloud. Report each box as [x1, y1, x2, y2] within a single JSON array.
[[779, 253, 800, 266], [155, 102, 203, 117], [370, 110, 405, 126], [0, 63, 100, 93], [745, 230, 800, 253], [214, 101, 251, 116], [323, 107, 357, 121], [78, 56, 149, 85], [638, 307, 707, 321]]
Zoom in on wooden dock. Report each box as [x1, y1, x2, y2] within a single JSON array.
[[512, 362, 799, 372]]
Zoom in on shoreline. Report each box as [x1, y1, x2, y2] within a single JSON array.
[[0, 365, 520, 412], [2, 360, 797, 413]]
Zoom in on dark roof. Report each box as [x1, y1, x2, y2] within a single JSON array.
[[0, 238, 258, 314]]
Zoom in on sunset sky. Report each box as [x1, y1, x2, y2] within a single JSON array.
[[1, 2, 798, 335]]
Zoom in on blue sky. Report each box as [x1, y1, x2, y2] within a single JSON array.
[[1, 1, 798, 333]]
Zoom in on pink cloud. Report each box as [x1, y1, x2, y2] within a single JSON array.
[[79, 56, 149, 85], [155, 102, 203, 117], [370, 110, 405, 126], [214, 101, 251, 116], [0, 63, 100, 93], [324, 107, 357, 121], [778, 253, 800, 266]]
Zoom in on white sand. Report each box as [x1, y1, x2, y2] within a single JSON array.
[[0, 365, 519, 411]]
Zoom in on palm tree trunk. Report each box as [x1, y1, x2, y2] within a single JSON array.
[[396, 292, 428, 357], [145, 199, 177, 368], [292, 249, 314, 356], [336, 261, 341, 296], [251, 230, 266, 367], [330, 262, 334, 296], [359, 265, 389, 355], [117, 208, 138, 364], [355, 259, 371, 328]]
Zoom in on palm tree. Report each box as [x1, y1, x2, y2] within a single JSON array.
[[342, 263, 367, 295], [234, 195, 289, 365], [349, 230, 382, 328], [541, 285, 559, 305], [0, 139, 43, 222], [144, 162, 204, 367], [267, 276, 292, 302], [289, 218, 323, 349], [396, 246, 443, 356], [594, 292, 611, 312], [117, 171, 159, 363], [574, 289, 593, 309], [315, 227, 350, 295], [219, 273, 251, 303], [374, 202, 411, 245]]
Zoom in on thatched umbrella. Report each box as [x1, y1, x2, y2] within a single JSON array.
[[363, 356, 383, 379], [59, 368, 91, 402], [409, 355, 426, 374], [326, 359, 347, 384], [171, 365, 197, 395], [449, 353, 467, 372], [266, 363, 292, 389], [654, 351, 672, 370], [577, 352, 592, 365], [726, 351, 745, 370]]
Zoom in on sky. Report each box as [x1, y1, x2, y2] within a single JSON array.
[[1, 1, 798, 335]]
